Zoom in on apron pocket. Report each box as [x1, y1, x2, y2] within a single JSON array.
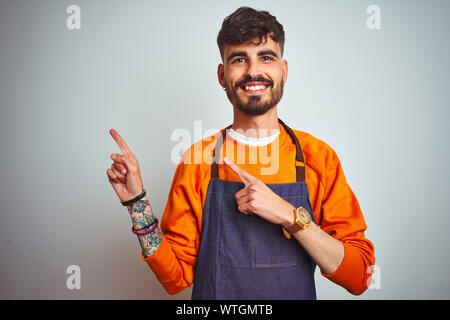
[[218, 194, 252, 268], [251, 214, 297, 267]]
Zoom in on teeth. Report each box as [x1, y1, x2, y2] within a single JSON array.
[[245, 85, 266, 91]]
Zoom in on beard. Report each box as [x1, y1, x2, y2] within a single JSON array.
[[225, 77, 284, 116]]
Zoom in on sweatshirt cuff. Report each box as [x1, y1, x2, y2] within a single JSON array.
[[140, 235, 186, 295], [320, 243, 368, 295], [141, 235, 171, 281]]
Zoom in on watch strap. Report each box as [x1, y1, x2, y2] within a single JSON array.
[[285, 222, 303, 234], [282, 208, 302, 238]]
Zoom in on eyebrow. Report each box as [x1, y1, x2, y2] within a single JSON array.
[[226, 49, 279, 62], [258, 50, 279, 59]]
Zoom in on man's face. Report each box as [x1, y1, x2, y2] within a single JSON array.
[[218, 34, 288, 116]]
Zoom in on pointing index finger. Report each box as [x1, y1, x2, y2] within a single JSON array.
[[223, 157, 254, 186], [109, 129, 132, 155]]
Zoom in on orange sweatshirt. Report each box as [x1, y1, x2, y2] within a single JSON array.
[[142, 124, 375, 296]]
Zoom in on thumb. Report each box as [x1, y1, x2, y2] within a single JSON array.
[[110, 153, 134, 171], [223, 157, 257, 186]]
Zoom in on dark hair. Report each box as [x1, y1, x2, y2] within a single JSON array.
[[217, 7, 285, 61]]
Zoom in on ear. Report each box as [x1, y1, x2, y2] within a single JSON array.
[[217, 63, 225, 88], [282, 59, 288, 84]]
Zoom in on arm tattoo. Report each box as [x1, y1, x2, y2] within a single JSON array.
[[127, 197, 162, 258]]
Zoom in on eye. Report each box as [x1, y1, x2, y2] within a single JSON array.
[[261, 56, 273, 61], [232, 57, 246, 64]]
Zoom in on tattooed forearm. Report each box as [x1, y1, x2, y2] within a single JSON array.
[[127, 198, 154, 229], [137, 227, 163, 257], [127, 197, 162, 258]]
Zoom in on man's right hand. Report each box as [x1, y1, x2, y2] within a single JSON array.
[[106, 129, 144, 203]]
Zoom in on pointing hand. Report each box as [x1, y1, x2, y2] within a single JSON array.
[[223, 157, 294, 227], [106, 129, 144, 202]]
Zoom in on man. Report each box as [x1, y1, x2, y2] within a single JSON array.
[[107, 7, 375, 299]]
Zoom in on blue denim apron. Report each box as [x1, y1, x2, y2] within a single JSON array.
[[191, 118, 317, 300]]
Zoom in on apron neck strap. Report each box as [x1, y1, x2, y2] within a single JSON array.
[[211, 118, 305, 182], [278, 118, 306, 182], [211, 124, 232, 179]]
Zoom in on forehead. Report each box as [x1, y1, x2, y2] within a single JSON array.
[[223, 35, 282, 58]]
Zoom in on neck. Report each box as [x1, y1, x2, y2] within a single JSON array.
[[232, 106, 280, 138]]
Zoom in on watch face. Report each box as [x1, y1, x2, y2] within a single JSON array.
[[298, 207, 312, 224]]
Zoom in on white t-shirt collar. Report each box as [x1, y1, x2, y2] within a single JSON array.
[[227, 127, 280, 147]]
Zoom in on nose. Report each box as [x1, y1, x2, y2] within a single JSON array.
[[244, 57, 261, 78]]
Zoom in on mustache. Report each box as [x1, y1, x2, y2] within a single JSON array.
[[234, 76, 274, 90]]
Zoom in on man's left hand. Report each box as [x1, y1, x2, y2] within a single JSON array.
[[223, 157, 294, 228]]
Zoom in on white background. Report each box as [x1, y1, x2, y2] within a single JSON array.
[[0, 0, 449, 299]]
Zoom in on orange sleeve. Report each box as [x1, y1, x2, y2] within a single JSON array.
[[140, 157, 202, 295], [318, 145, 375, 295]]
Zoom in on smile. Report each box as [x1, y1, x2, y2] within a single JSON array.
[[239, 82, 271, 94]]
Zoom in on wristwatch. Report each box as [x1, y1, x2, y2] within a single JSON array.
[[282, 206, 312, 239]]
